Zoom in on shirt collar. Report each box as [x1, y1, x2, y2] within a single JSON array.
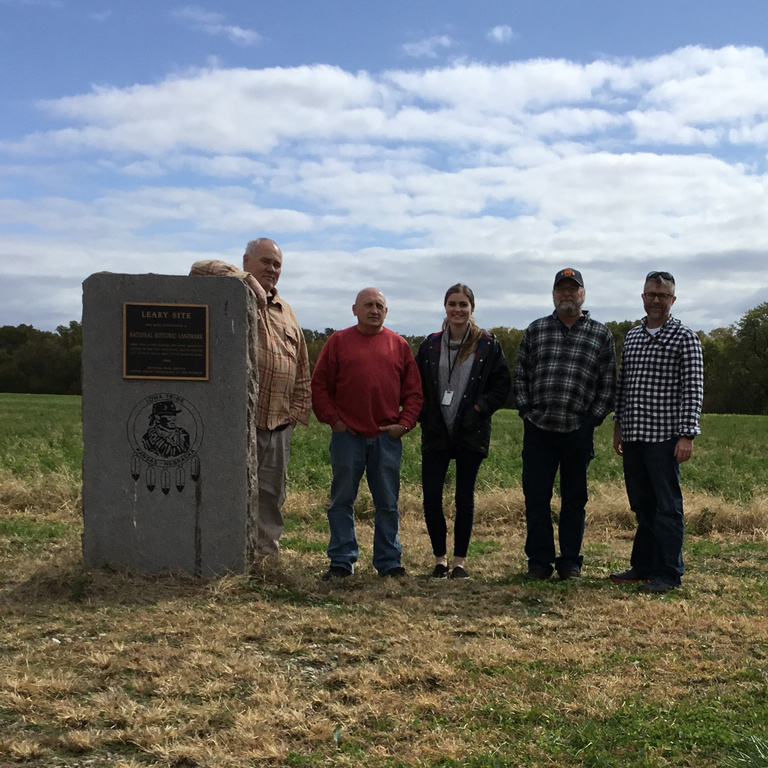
[[641, 315, 676, 331], [551, 309, 589, 328]]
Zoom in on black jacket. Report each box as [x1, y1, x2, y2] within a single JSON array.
[[416, 330, 511, 456]]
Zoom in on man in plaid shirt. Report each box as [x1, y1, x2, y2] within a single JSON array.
[[515, 268, 616, 581], [611, 271, 704, 594], [191, 239, 311, 559]]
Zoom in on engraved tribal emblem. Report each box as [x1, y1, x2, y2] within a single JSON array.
[[127, 394, 204, 494]]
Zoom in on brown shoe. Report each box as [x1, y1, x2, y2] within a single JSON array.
[[557, 568, 582, 581]]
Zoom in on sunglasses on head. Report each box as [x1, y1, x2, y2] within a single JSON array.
[[646, 270, 675, 283]]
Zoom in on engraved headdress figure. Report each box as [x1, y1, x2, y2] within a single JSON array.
[[141, 400, 190, 458]]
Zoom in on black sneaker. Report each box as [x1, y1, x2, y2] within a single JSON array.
[[525, 565, 551, 580], [610, 568, 650, 584], [380, 566, 407, 578], [638, 578, 678, 594], [450, 566, 470, 580], [430, 564, 449, 579], [557, 568, 581, 581], [322, 566, 351, 581]]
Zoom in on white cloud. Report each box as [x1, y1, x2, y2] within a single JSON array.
[[487, 25, 513, 44], [402, 35, 454, 59], [0, 187, 317, 245], [171, 5, 260, 46], [14, 47, 768, 159], [9, 66, 380, 156], [2, 45, 768, 333]]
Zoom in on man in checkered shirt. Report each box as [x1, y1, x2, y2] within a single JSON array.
[[514, 268, 616, 581], [611, 271, 704, 594], [191, 239, 312, 560]]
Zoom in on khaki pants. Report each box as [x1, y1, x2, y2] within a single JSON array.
[[255, 425, 294, 555]]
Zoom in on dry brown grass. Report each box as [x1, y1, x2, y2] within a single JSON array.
[[1, 477, 767, 768]]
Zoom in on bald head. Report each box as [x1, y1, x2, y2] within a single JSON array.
[[353, 287, 388, 335]]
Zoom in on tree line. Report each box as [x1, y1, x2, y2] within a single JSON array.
[[2, 303, 767, 414]]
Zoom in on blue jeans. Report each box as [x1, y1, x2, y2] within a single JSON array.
[[422, 447, 484, 559], [622, 439, 685, 585], [327, 431, 403, 575], [522, 420, 594, 574]]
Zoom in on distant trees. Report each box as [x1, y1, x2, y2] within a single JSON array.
[[488, 326, 525, 409], [302, 328, 336, 371], [2, 303, 767, 414], [604, 320, 638, 365], [700, 302, 768, 414], [0, 321, 82, 395]]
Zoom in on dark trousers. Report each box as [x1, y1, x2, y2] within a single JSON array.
[[622, 439, 685, 585], [422, 447, 485, 559], [522, 420, 594, 573]]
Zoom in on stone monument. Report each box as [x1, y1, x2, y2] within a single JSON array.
[[81, 272, 258, 576]]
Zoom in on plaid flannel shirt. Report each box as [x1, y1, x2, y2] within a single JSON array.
[[615, 316, 703, 443], [514, 310, 616, 433], [190, 260, 311, 430]]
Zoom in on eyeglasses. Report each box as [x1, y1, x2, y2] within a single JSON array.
[[644, 291, 675, 301], [646, 270, 675, 283]]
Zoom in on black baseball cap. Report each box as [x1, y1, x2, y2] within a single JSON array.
[[553, 268, 584, 288]]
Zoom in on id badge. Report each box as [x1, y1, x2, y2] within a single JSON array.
[[441, 389, 454, 406]]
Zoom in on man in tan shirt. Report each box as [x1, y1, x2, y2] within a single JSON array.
[[191, 238, 311, 557]]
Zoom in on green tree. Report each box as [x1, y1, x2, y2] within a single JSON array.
[[3, 304, 767, 411], [55, 321, 83, 395], [699, 327, 736, 414], [488, 326, 524, 409], [303, 327, 335, 373], [402, 334, 426, 357], [696, 306, 768, 415], [0, 322, 82, 394], [605, 319, 639, 366], [732, 302, 768, 413]]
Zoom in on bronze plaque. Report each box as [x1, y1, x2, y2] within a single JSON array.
[[123, 303, 209, 380]]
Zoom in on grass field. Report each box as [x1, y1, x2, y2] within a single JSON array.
[[0, 393, 767, 768]]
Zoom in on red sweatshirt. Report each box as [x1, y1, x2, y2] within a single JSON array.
[[311, 326, 423, 439]]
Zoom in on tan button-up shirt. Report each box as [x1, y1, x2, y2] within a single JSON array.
[[190, 260, 311, 430]]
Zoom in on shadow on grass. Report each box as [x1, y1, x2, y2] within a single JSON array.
[[1, 552, 653, 620], [1, 559, 213, 607]]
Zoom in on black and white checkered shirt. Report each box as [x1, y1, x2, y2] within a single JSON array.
[[615, 316, 704, 443], [514, 311, 616, 433]]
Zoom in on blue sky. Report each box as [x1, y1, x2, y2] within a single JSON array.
[[2, 0, 768, 335]]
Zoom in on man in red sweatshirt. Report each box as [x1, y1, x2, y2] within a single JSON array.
[[312, 287, 423, 580]]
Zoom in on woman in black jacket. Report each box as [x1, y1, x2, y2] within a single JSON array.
[[416, 283, 511, 579]]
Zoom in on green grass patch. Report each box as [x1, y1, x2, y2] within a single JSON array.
[[0, 518, 68, 542], [467, 539, 504, 557], [564, 694, 768, 767], [0, 519, 70, 558], [1, 395, 766, 505], [0, 393, 82, 480], [282, 536, 327, 553], [724, 735, 768, 768]]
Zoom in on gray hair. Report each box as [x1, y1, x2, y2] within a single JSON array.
[[245, 238, 279, 256], [645, 270, 676, 293]]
